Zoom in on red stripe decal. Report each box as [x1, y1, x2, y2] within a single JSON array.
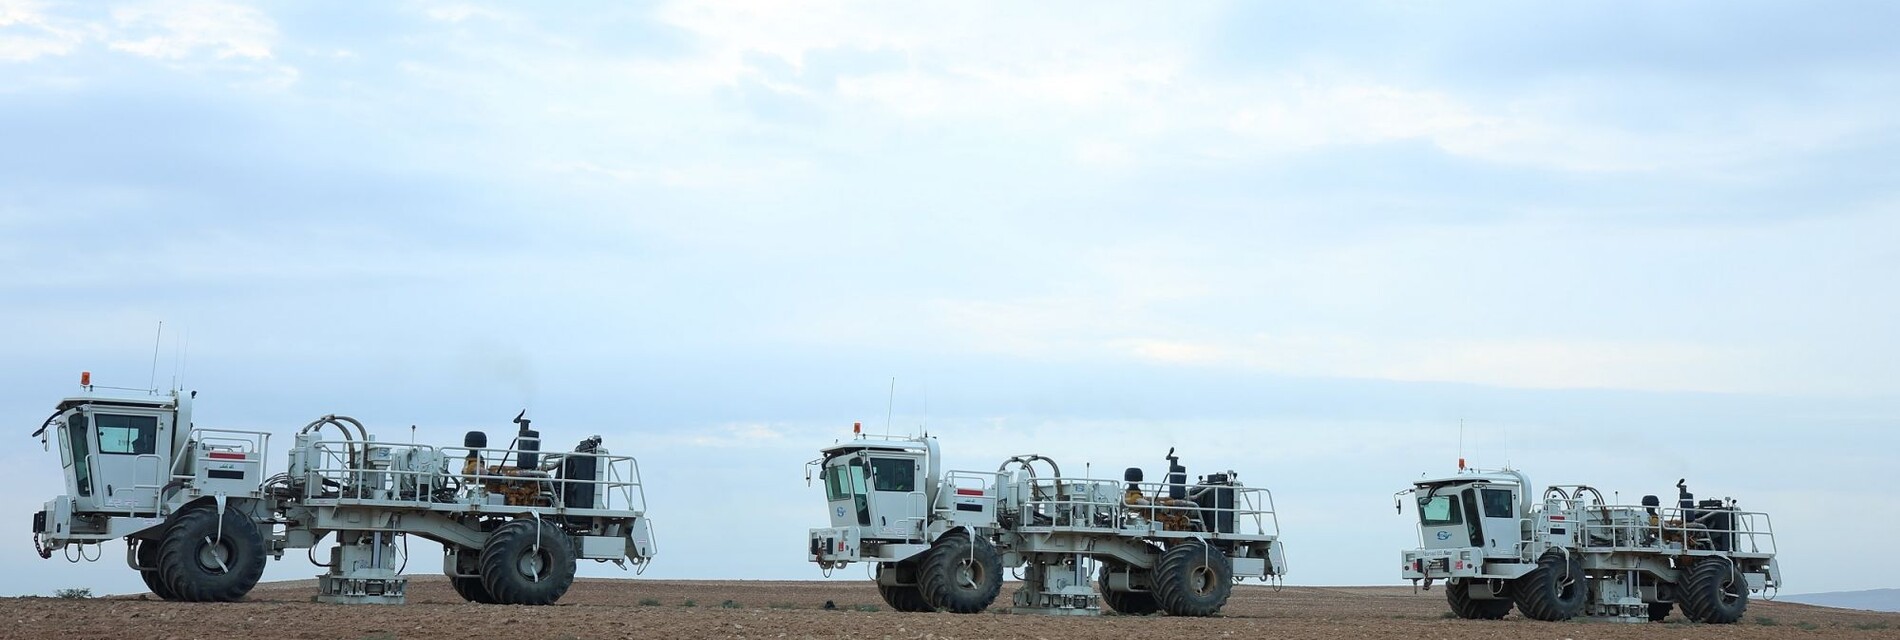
[[955, 488, 984, 496], [207, 451, 247, 460]]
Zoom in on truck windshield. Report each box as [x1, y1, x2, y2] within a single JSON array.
[[1418, 494, 1462, 526], [825, 459, 870, 501]]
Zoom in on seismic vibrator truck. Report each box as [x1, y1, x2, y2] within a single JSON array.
[[1397, 466, 1780, 623], [808, 425, 1287, 616], [29, 373, 656, 604]]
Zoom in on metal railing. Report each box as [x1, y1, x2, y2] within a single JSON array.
[[294, 439, 648, 515], [963, 471, 1280, 540], [173, 428, 271, 481], [1545, 498, 1777, 556], [941, 470, 1002, 505]]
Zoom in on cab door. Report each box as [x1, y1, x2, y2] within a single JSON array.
[[57, 413, 98, 511], [85, 411, 166, 513], [864, 454, 926, 541], [1475, 486, 1522, 558], [824, 457, 872, 529]]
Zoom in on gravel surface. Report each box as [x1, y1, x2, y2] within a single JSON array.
[[4, 578, 1896, 639]]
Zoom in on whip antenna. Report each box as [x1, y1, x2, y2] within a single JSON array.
[[148, 321, 164, 393], [885, 377, 896, 436]]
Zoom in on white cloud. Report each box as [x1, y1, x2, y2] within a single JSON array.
[[651, 1, 1200, 122], [1214, 75, 1895, 174], [1117, 334, 1753, 393], [106, 0, 275, 60], [0, 0, 85, 62], [549, 158, 813, 190], [898, 212, 1899, 396], [424, 4, 508, 24], [928, 288, 1761, 393], [1225, 80, 1491, 149], [636, 1, 1893, 177], [679, 422, 789, 448]]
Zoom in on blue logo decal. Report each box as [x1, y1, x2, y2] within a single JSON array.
[[835, 506, 847, 519], [1436, 530, 1453, 541]]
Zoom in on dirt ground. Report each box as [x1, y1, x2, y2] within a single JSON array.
[[4, 578, 1897, 640]]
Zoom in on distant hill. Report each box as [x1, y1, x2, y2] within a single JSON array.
[[1780, 589, 1900, 613]]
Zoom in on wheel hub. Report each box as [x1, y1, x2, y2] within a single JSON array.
[[956, 558, 983, 589], [1189, 565, 1216, 596], [1720, 571, 1743, 604], [517, 547, 551, 582], [197, 536, 232, 573], [1555, 571, 1577, 596]]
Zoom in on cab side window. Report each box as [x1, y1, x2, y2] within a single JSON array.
[[869, 458, 915, 492], [66, 415, 92, 496], [1481, 488, 1515, 518], [96, 414, 158, 455]]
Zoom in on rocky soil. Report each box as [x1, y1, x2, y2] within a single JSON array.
[[4, 578, 1897, 639]]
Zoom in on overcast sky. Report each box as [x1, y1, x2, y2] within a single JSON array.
[[2, 1, 1897, 598]]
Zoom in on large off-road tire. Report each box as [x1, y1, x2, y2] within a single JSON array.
[[1513, 550, 1586, 621], [878, 583, 934, 612], [135, 539, 178, 601], [876, 561, 935, 612], [479, 519, 577, 605], [451, 576, 500, 604], [155, 505, 267, 602], [917, 532, 1003, 614], [1098, 562, 1160, 616], [1153, 540, 1233, 617], [1445, 578, 1513, 620], [1679, 557, 1748, 624], [1649, 600, 1673, 622]]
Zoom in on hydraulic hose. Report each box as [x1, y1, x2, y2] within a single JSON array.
[[999, 455, 1064, 501], [300, 415, 370, 469], [30, 408, 62, 438]]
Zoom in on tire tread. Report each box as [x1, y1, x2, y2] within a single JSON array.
[[1445, 578, 1513, 620], [916, 532, 1002, 614], [1513, 551, 1585, 621], [1098, 563, 1160, 615], [478, 519, 577, 606], [155, 506, 266, 603], [1152, 541, 1233, 617], [1679, 557, 1748, 624]]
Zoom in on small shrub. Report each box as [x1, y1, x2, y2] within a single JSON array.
[[681, 599, 697, 608], [719, 599, 741, 609], [638, 598, 661, 606], [1794, 621, 1819, 631], [1853, 621, 1892, 631], [853, 604, 880, 612], [53, 588, 92, 599], [1755, 616, 1780, 626]]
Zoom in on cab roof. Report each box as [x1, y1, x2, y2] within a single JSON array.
[[819, 436, 930, 457], [56, 393, 176, 413], [1414, 470, 1523, 488]]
